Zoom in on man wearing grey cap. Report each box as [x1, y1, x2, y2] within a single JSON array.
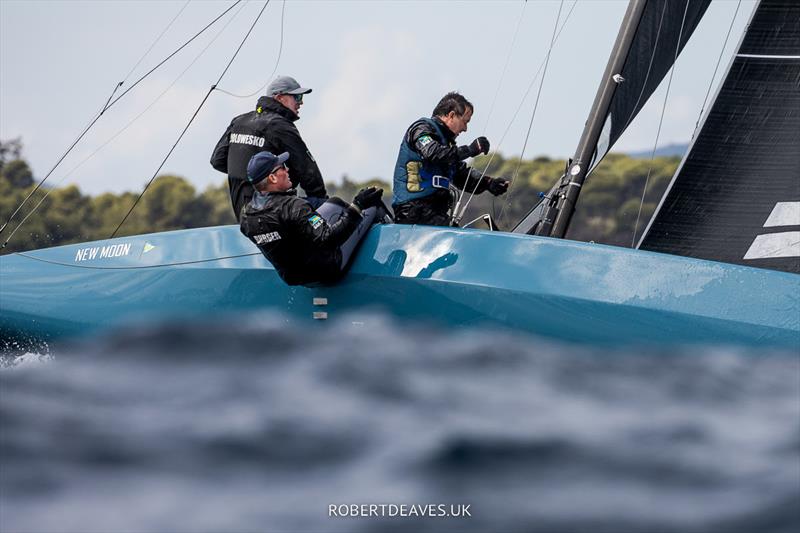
[[211, 75, 328, 220]]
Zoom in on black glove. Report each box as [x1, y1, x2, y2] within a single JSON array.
[[468, 136, 490, 157], [487, 177, 509, 196], [353, 186, 383, 210]]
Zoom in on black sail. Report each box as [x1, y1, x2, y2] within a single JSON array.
[[514, 0, 711, 235], [638, 0, 800, 274], [594, 0, 711, 162]]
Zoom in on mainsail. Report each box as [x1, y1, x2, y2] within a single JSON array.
[[594, 0, 711, 164], [638, 0, 800, 274], [514, 0, 711, 236]]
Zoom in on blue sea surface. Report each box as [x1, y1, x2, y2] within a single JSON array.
[[1, 312, 799, 532]]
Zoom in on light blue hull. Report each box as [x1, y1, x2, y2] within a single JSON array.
[[1, 224, 798, 347]]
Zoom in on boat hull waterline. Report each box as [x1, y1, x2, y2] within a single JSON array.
[[1, 224, 798, 347]]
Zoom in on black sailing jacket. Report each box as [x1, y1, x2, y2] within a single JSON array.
[[239, 191, 360, 286], [211, 97, 327, 219]]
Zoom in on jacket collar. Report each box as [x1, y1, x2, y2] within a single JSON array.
[[432, 116, 456, 143], [249, 189, 297, 211], [256, 96, 299, 122], [270, 189, 298, 197]]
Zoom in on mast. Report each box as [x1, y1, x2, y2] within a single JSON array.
[[539, 0, 648, 238]]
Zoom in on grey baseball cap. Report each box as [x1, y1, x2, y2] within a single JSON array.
[[266, 76, 312, 97]]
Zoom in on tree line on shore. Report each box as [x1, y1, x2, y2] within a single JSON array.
[[0, 138, 678, 253]]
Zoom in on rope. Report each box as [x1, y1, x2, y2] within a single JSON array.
[[215, 0, 287, 98], [630, 0, 691, 247], [0, 2, 249, 250], [0, 0, 243, 244], [111, 1, 272, 239]]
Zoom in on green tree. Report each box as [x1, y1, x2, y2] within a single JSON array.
[[1, 160, 34, 188], [198, 182, 237, 226], [0, 138, 680, 254], [140, 175, 198, 231], [328, 175, 390, 204], [0, 138, 23, 172]]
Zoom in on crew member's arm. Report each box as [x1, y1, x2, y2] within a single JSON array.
[[290, 199, 361, 248], [275, 124, 328, 198], [453, 164, 509, 196], [407, 122, 489, 165], [407, 122, 464, 165], [210, 122, 233, 173], [453, 164, 489, 193]]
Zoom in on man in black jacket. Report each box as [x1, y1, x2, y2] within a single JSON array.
[[392, 92, 509, 226], [240, 151, 385, 286], [211, 75, 328, 220]]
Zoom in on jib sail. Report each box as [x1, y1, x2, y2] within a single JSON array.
[[638, 0, 800, 274]]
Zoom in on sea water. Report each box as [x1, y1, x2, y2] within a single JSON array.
[[1, 312, 798, 532]]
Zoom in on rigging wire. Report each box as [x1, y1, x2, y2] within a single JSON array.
[[121, 0, 192, 86], [631, 0, 742, 250], [216, 0, 287, 98], [493, 0, 567, 227], [479, 1, 528, 135], [630, 0, 691, 248], [110, 1, 273, 239], [97, 0, 192, 115], [104, 1, 244, 111], [691, 0, 742, 139], [0, 2, 250, 250], [452, 0, 577, 227], [618, 0, 669, 139], [0, 0, 243, 243], [451, 0, 529, 226], [97, 2, 192, 126]]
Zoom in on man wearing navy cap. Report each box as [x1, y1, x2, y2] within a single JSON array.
[[211, 75, 328, 220], [240, 151, 385, 286]]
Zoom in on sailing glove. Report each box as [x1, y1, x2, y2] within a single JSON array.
[[353, 186, 383, 210], [468, 136, 490, 157], [487, 177, 509, 196]]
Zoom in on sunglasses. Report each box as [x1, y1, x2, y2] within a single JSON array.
[[270, 163, 289, 174], [281, 93, 303, 104]]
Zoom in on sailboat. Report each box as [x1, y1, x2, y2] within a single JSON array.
[[1, 0, 798, 347]]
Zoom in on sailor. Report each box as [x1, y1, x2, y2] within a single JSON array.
[[392, 91, 509, 226], [211, 75, 328, 220], [240, 151, 386, 286]]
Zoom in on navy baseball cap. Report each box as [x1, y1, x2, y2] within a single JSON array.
[[266, 76, 312, 97], [247, 151, 290, 185]]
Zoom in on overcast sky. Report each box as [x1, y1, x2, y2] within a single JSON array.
[[1, 0, 752, 195]]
